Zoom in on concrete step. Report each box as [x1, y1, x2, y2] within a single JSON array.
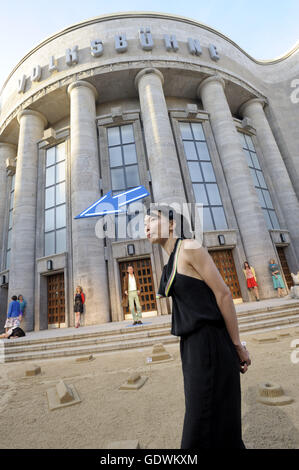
[[3, 334, 179, 363], [237, 307, 299, 324], [3, 302, 299, 362], [3, 327, 172, 354]]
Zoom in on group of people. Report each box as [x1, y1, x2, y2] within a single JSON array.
[[243, 259, 287, 300], [0, 294, 27, 339]]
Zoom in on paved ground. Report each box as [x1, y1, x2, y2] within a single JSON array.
[[0, 312, 299, 449]]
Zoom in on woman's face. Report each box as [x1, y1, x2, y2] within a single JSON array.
[[76, 288, 80, 293], [19, 296, 23, 301], [144, 211, 173, 244]]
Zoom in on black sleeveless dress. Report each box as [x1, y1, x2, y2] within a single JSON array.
[[156, 237, 245, 449]]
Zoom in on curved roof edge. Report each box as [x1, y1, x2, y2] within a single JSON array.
[[1, 11, 299, 96]]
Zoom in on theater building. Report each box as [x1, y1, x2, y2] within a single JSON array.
[[0, 12, 299, 331]]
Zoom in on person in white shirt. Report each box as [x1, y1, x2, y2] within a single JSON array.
[[124, 265, 143, 325]]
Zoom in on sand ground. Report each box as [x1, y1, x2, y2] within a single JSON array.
[[1, 327, 299, 449]]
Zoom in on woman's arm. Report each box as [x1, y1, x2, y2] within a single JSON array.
[[183, 240, 251, 372]]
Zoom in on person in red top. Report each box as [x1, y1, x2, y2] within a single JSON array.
[[74, 286, 85, 328]]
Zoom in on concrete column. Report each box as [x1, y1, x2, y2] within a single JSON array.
[[67, 80, 110, 325], [239, 98, 299, 261], [8, 110, 47, 331], [0, 143, 16, 269], [135, 68, 186, 206], [198, 75, 277, 299]]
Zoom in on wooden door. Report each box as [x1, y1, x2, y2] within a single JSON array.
[[276, 247, 292, 290], [209, 249, 242, 300], [119, 258, 157, 317], [47, 272, 65, 327]]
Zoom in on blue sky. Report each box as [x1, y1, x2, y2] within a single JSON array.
[[0, 0, 298, 91]]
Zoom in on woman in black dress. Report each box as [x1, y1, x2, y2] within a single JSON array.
[[144, 205, 251, 449], [74, 286, 85, 328]]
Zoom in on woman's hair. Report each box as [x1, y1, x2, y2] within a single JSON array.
[[243, 261, 250, 269], [269, 259, 276, 264], [12, 295, 17, 301], [76, 286, 82, 293], [146, 204, 193, 239]]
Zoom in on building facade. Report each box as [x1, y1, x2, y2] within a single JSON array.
[[1, 12, 299, 331]]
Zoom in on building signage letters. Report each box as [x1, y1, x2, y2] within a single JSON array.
[[17, 28, 220, 94]]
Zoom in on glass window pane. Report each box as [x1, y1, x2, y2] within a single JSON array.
[[203, 207, 214, 231], [238, 132, 247, 148], [256, 188, 266, 208], [45, 186, 55, 209], [7, 230, 11, 250], [250, 168, 259, 187], [262, 208, 272, 230], [56, 228, 66, 253], [250, 152, 261, 170], [269, 210, 280, 229], [6, 250, 10, 269], [262, 190, 273, 209], [56, 161, 65, 183], [121, 125, 134, 144], [11, 174, 15, 191], [196, 142, 210, 160], [125, 165, 140, 187], [212, 207, 228, 229], [243, 149, 253, 167], [56, 182, 66, 205], [56, 142, 65, 162], [201, 162, 216, 182], [193, 183, 208, 205], [245, 134, 255, 151], [45, 208, 55, 232], [191, 122, 205, 140], [46, 147, 55, 167], [206, 184, 222, 205], [123, 144, 137, 165], [256, 170, 267, 188], [179, 122, 192, 140], [56, 204, 66, 229], [10, 193, 14, 210], [111, 168, 125, 190], [107, 127, 121, 146], [46, 166, 55, 187], [109, 146, 122, 167], [8, 211, 13, 229], [45, 232, 55, 256], [183, 141, 198, 160], [188, 162, 203, 182]]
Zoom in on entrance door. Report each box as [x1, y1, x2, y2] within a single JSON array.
[[276, 247, 292, 290], [119, 258, 157, 319], [47, 272, 65, 327], [209, 249, 242, 301]]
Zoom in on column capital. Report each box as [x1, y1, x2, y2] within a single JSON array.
[[197, 74, 225, 97], [134, 68, 164, 89], [238, 98, 267, 117], [67, 80, 98, 100], [17, 109, 47, 127]]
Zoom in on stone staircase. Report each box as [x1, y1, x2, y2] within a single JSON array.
[[2, 300, 299, 362]]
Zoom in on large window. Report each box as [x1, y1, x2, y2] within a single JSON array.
[[44, 143, 67, 256], [179, 121, 228, 231], [6, 174, 15, 269], [239, 132, 280, 230], [107, 124, 141, 238]]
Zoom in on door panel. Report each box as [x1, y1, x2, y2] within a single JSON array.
[[209, 249, 242, 300], [47, 272, 65, 327], [277, 247, 292, 290], [119, 258, 157, 316]]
